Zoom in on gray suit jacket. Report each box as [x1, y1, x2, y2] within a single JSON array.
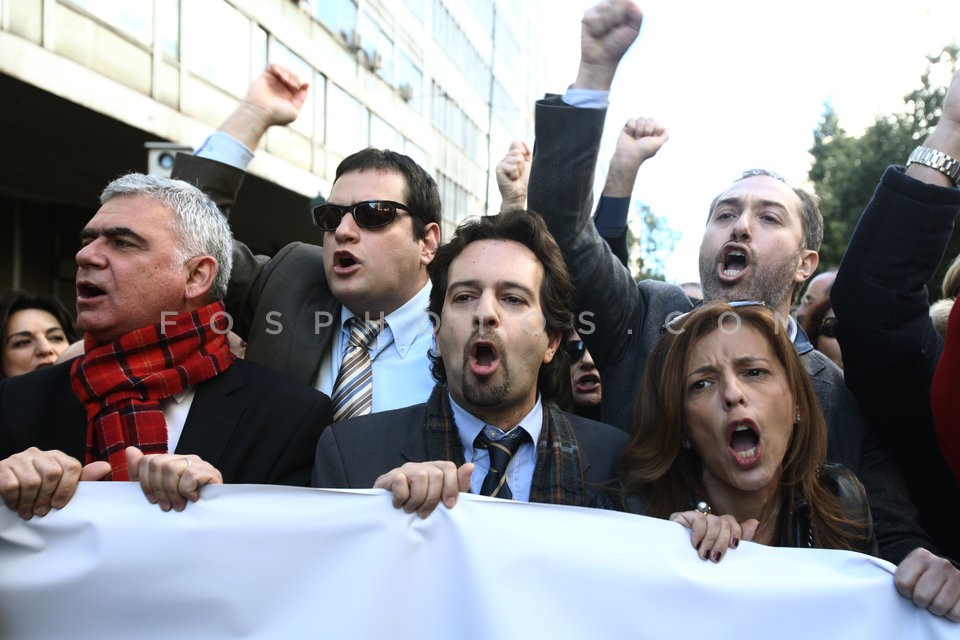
[[172, 154, 339, 383], [526, 94, 934, 564]]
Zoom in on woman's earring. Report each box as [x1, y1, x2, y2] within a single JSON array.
[[681, 438, 692, 450], [795, 411, 801, 425]]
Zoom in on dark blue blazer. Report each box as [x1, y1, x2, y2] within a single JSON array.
[[833, 166, 960, 560], [312, 402, 628, 508]]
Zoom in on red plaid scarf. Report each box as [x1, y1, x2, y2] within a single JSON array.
[[70, 302, 235, 480]]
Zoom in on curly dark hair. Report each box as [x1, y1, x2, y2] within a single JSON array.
[[426, 210, 575, 403]]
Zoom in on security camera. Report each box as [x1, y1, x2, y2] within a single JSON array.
[[145, 142, 194, 177]]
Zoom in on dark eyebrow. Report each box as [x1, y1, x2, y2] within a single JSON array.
[[79, 226, 148, 246], [714, 196, 744, 210], [5, 331, 33, 344], [687, 356, 771, 377], [753, 199, 789, 213], [448, 279, 536, 299]]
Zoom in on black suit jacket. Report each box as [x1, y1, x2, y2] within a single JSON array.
[[312, 403, 628, 507], [172, 154, 339, 383], [832, 166, 960, 559], [0, 359, 332, 487]]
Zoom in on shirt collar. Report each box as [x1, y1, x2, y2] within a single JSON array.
[[167, 387, 194, 404], [339, 282, 433, 359], [791, 315, 812, 354], [450, 393, 544, 455]]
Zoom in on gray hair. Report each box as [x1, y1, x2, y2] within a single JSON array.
[[99, 173, 234, 300]]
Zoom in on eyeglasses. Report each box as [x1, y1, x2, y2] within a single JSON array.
[[312, 200, 411, 231], [662, 300, 767, 334], [819, 316, 838, 338], [565, 339, 587, 362]]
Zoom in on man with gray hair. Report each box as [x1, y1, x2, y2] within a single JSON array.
[[0, 174, 331, 519]]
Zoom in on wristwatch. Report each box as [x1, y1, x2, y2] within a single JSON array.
[[907, 146, 960, 186]]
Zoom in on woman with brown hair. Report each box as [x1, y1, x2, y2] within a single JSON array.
[[620, 301, 875, 561]]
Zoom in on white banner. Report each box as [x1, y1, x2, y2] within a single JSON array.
[[0, 484, 952, 639]]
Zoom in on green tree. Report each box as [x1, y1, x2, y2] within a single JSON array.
[[808, 45, 958, 295], [626, 201, 678, 281]]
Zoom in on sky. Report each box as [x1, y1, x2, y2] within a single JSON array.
[[535, 0, 960, 283]]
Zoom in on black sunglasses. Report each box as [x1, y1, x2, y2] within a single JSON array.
[[565, 339, 587, 362], [820, 316, 838, 338], [312, 200, 411, 231]]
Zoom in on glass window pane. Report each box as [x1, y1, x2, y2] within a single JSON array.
[[157, 0, 179, 58], [313, 0, 357, 40], [69, 0, 152, 45], [183, 0, 250, 97], [327, 84, 367, 155], [269, 39, 315, 137], [370, 115, 403, 151], [357, 11, 393, 82]]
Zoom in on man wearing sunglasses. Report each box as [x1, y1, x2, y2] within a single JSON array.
[[518, 0, 958, 614], [565, 333, 603, 421], [172, 65, 441, 417]]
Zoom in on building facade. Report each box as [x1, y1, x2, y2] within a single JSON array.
[[0, 0, 549, 311]]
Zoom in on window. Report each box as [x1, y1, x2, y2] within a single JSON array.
[[403, 0, 425, 24], [395, 48, 423, 111], [69, 0, 152, 45], [370, 115, 403, 151], [312, 0, 357, 42], [269, 39, 315, 137], [327, 84, 368, 155], [183, 0, 252, 97], [357, 11, 393, 82]]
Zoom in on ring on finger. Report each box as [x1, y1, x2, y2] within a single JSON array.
[[695, 501, 711, 515]]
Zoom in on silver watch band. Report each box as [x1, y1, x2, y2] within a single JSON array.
[[907, 146, 960, 186]]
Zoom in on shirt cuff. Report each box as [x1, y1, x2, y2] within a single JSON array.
[[593, 195, 630, 236], [562, 87, 609, 109], [194, 131, 254, 170]]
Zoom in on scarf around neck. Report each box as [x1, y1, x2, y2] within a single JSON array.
[[70, 301, 235, 480], [422, 384, 586, 506]]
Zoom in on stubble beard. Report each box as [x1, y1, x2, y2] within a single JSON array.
[[699, 249, 800, 311], [460, 360, 511, 408], [459, 334, 511, 408]]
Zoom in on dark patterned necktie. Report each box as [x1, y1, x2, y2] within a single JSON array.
[[331, 317, 384, 421], [474, 428, 528, 499]]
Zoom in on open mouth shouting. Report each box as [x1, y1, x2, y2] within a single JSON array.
[[76, 280, 107, 305], [332, 250, 361, 275], [718, 244, 751, 283], [574, 372, 600, 394], [727, 419, 762, 468], [468, 338, 501, 377]]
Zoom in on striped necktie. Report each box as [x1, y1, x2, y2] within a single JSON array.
[[331, 317, 384, 421], [474, 428, 528, 499]]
